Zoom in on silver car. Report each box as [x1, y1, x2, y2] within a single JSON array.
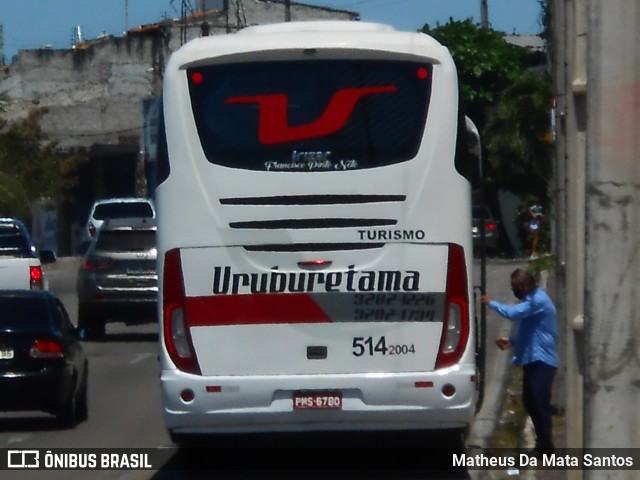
[[76, 218, 157, 339], [80, 197, 156, 250]]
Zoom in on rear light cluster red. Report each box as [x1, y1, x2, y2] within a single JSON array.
[[83, 257, 112, 271], [88, 223, 97, 237], [163, 249, 201, 375], [435, 243, 470, 369], [30, 266, 44, 290], [29, 339, 64, 359], [485, 221, 497, 231]]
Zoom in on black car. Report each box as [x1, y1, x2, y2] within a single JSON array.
[[77, 217, 158, 339], [472, 205, 500, 255], [0, 290, 88, 428]]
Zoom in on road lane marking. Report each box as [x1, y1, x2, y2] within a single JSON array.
[[129, 353, 154, 365], [7, 434, 32, 444]]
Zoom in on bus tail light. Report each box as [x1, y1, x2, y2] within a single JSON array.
[[163, 249, 201, 375], [435, 243, 470, 369]]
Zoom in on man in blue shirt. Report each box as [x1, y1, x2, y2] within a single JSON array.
[[481, 268, 558, 454]]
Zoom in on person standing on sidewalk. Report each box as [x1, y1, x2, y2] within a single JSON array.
[[480, 268, 558, 455], [527, 199, 543, 259]]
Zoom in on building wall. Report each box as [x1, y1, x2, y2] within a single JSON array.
[[0, 1, 358, 152], [0, 2, 357, 253], [553, 1, 640, 474], [4, 39, 161, 151], [583, 0, 640, 462]]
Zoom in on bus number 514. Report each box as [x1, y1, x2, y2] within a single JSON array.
[[353, 336, 416, 356], [352, 336, 387, 356]]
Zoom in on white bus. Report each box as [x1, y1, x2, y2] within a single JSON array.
[[157, 21, 481, 445]]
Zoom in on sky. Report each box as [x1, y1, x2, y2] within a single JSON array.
[[0, 0, 544, 63]]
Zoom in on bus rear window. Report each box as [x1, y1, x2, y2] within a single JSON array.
[[187, 60, 432, 171]]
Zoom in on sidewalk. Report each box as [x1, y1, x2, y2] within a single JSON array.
[[471, 257, 567, 480]]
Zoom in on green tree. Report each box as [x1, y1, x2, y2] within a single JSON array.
[[421, 19, 528, 125], [0, 106, 85, 218], [484, 71, 552, 200], [421, 18, 553, 254], [0, 171, 29, 218]]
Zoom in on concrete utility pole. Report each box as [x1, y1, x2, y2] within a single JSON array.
[[553, 1, 640, 478], [480, 0, 489, 28], [552, 0, 586, 470], [0, 25, 4, 65], [285, 0, 291, 22]]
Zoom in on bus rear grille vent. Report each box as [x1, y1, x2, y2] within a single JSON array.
[[244, 243, 385, 252], [230, 218, 397, 230], [220, 194, 406, 206]]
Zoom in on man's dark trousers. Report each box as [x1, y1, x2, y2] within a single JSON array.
[[522, 360, 556, 451]]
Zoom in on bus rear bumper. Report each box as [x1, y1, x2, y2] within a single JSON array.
[[161, 366, 478, 435]]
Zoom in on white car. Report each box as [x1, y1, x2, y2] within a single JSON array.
[[0, 217, 54, 290], [82, 197, 156, 247]]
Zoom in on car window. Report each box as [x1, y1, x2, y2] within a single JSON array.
[[55, 299, 74, 334], [0, 297, 51, 330], [93, 203, 154, 220], [95, 230, 156, 252], [0, 225, 31, 257], [188, 59, 433, 171]]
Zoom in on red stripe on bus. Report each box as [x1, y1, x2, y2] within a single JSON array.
[[185, 294, 333, 326]]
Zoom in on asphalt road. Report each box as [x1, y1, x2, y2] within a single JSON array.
[[0, 256, 524, 479]]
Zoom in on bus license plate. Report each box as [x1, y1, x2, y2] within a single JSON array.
[[293, 391, 342, 410]]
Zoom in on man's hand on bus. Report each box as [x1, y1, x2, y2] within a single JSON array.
[[480, 295, 493, 304], [496, 336, 512, 351]]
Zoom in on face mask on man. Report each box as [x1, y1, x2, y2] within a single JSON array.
[[512, 286, 526, 300]]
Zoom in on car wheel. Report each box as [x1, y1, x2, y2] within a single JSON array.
[[56, 392, 78, 429], [88, 319, 106, 340], [78, 305, 106, 340], [76, 364, 89, 423]]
